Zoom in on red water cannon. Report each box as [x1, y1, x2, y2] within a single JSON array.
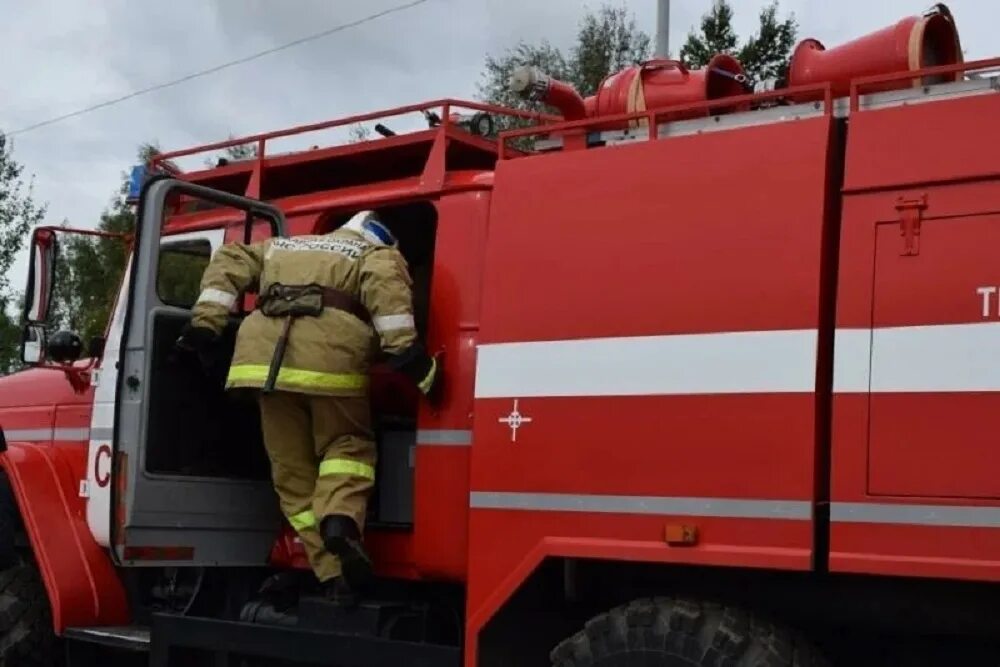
[[508, 66, 588, 120], [590, 56, 748, 121], [788, 3, 962, 99], [509, 55, 748, 128]]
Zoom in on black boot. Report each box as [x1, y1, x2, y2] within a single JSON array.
[[321, 576, 359, 609], [320, 515, 373, 589]]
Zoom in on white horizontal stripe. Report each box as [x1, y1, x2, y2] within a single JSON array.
[[90, 427, 114, 441], [4, 427, 90, 442], [831, 502, 1000, 528], [470, 491, 812, 520], [477, 322, 1000, 399], [373, 313, 415, 334], [196, 288, 236, 309], [835, 322, 1000, 393], [53, 428, 90, 441], [4, 428, 53, 442], [832, 329, 871, 393], [416, 429, 472, 446], [475, 330, 818, 398]]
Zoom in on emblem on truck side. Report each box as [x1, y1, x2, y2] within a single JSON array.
[[499, 400, 532, 442]]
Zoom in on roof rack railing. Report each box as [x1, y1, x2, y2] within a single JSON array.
[[497, 82, 835, 159], [151, 99, 559, 169], [849, 55, 1000, 111]]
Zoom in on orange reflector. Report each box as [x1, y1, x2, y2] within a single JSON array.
[[664, 524, 699, 546], [122, 546, 195, 561]]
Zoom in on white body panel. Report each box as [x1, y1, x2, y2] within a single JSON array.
[[86, 229, 225, 547]]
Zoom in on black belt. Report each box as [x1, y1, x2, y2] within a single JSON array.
[[257, 284, 371, 393], [257, 284, 371, 324], [319, 287, 371, 325]]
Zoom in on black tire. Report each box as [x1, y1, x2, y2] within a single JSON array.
[[0, 476, 21, 570], [551, 598, 829, 667], [0, 562, 60, 666]]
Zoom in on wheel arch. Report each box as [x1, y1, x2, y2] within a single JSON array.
[[468, 541, 1000, 666], [0, 441, 129, 633], [465, 535, 811, 666]]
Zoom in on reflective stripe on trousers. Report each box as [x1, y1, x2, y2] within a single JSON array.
[[319, 458, 375, 480], [227, 365, 368, 391], [288, 508, 317, 532]]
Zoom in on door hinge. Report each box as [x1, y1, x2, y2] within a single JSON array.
[[897, 194, 927, 256]]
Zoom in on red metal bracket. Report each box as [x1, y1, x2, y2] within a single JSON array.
[[896, 194, 927, 256]]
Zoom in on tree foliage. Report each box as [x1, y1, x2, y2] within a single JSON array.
[[204, 136, 258, 167], [224, 140, 257, 160], [0, 134, 46, 374], [348, 124, 372, 143], [52, 144, 162, 346], [680, 0, 797, 86], [477, 1, 795, 132], [476, 4, 650, 144], [50, 142, 216, 350], [571, 5, 652, 96], [478, 5, 652, 110]]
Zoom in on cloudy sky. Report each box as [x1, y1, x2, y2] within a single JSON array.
[[0, 0, 996, 282]]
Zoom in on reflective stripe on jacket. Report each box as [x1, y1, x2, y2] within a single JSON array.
[[190, 227, 418, 397]]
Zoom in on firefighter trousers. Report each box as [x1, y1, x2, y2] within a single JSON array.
[[258, 390, 376, 582]]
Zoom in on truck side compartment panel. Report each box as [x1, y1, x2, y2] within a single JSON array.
[[832, 91, 1000, 581], [467, 116, 837, 634]]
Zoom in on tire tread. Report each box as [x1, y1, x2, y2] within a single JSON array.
[[551, 598, 828, 667], [0, 563, 60, 666]]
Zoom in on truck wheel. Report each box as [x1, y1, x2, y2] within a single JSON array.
[[551, 598, 828, 667], [0, 562, 60, 666], [0, 476, 21, 569]]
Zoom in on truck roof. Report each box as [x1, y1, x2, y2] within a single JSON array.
[[150, 99, 555, 232]]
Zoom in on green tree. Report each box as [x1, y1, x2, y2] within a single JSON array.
[[205, 136, 258, 167], [680, 0, 798, 86], [52, 143, 162, 345], [348, 124, 372, 143], [0, 133, 47, 374], [477, 4, 651, 111], [477, 40, 573, 115], [477, 4, 650, 146], [223, 140, 257, 160], [571, 5, 652, 96], [53, 142, 217, 349]]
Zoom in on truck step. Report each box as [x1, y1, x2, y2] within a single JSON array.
[[63, 625, 151, 652], [150, 612, 460, 667]]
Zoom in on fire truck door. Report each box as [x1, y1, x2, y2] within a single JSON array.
[[868, 209, 1000, 500], [112, 178, 287, 565]]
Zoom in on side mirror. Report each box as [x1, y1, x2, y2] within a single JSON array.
[[48, 331, 83, 364], [22, 228, 57, 325], [20, 324, 44, 365]]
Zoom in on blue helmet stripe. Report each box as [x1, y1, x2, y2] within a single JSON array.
[[363, 218, 395, 246]]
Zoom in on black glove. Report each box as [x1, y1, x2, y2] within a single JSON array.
[[170, 324, 219, 372], [389, 343, 443, 404]]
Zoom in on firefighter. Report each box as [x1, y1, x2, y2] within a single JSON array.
[[173, 210, 439, 604]]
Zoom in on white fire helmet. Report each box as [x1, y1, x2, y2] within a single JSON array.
[[342, 210, 397, 247]]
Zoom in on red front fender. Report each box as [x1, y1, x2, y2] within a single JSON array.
[[1, 442, 129, 633]]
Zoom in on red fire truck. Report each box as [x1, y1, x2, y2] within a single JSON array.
[[2, 4, 999, 665]]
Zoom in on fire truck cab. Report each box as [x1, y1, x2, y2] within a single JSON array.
[[3, 4, 1000, 666]]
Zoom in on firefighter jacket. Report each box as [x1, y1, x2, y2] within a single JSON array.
[[189, 224, 420, 397]]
